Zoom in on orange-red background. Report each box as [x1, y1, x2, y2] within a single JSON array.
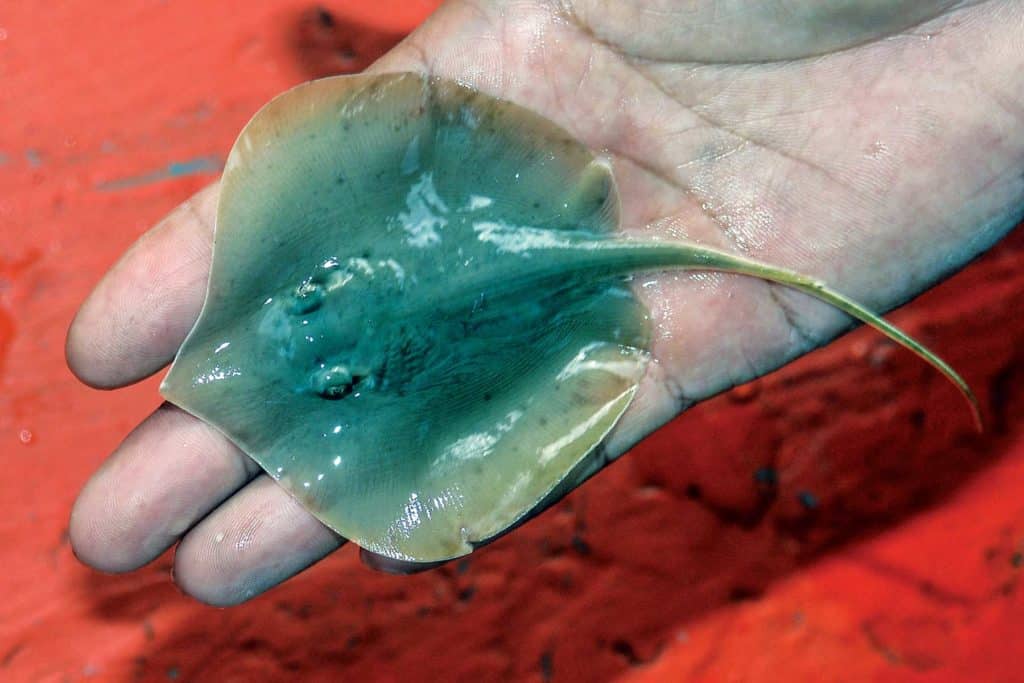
[[1, 2, 1023, 681]]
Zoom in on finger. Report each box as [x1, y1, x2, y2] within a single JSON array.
[[173, 476, 344, 606], [66, 183, 218, 389], [69, 402, 260, 572]]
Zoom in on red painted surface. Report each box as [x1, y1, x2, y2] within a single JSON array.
[[1, 2, 1022, 681]]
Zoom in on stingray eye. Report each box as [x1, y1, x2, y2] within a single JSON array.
[[311, 364, 359, 399], [288, 279, 325, 314]]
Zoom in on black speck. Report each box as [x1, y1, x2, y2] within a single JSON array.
[[571, 534, 591, 556], [316, 7, 335, 27], [684, 483, 702, 500], [797, 491, 819, 510], [729, 585, 761, 602], [539, 651, 554, 681], [1012, 551, 1022, 568], [753, 466, 777, 485], [482, 392, 492, 402], [239, 638, 268, 652], [1, 643, 23, 669], [610, 640, 642, 666], [457, 585, 476, 602], [336, 175, 346, 185]]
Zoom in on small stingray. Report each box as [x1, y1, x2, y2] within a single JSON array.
[[161, 73, 978, 563]]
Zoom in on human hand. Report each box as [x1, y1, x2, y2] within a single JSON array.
[[68, 0, 1024, 604]]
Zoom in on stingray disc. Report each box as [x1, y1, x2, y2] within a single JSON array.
[[161, 72, 652, 562]]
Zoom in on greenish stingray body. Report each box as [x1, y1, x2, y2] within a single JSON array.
[[161, 73, 977, 563]]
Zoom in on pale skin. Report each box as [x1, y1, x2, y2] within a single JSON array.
[[67, 0, 1024, 605]]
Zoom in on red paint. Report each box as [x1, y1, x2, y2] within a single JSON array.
[[625, 432, 1024, 683], [1, 2, 1023, 681]]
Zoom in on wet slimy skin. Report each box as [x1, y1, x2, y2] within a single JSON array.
[[161, 73, 977, 563]]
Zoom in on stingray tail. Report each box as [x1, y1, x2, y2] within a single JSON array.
[[596, 239, 982, 430]]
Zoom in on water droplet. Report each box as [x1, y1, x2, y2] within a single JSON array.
[[18, 428, 32, 444]]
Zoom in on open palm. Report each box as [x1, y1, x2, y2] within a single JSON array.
[[68, 0, 1024, 604]]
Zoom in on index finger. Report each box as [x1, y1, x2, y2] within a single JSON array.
[[66, 183, 219, 388]]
